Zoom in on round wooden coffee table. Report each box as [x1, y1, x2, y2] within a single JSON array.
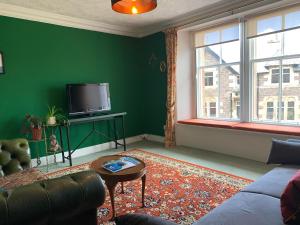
[[91, 155, 146, 220]]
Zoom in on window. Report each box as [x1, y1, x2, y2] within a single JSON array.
[[283, 68, 290, 83], [205, 72, 214, 86], [209, 102, 217, 117], [277, 102, 284, 120], [266, 102, 274, 119], [204, 102, 217, 117], [236, 101, 240, 118], [250, 6, 300, 124], [195, 23, 240, 120], [193, 5, 300, 124], [287, 101, 295, 120], [271, 69, 280, 83]]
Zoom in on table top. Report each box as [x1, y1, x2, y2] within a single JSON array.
[[67, 112, 127, 125], [90, 155, 146, 182]]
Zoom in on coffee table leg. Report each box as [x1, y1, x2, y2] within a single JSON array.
[[142, 174, 146, 207], [121, 182, 125, 194], [106, 181, 118, 220]]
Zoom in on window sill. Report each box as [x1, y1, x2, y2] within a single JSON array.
[[177, 119, 300, 136]]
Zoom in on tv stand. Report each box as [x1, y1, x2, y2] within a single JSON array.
[[62, 112, 127, 166]]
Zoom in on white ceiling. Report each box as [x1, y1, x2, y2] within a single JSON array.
[[0, 0, 223, 35], [0, 0, 293, 37]]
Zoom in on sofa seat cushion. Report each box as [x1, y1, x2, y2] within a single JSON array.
[[193, 192, 284, 225], [0, 168, 45, 190], [242, 166, 299, 198]]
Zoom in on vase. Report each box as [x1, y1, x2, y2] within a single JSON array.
[[47, 116, 56, 125], [31, 127, 42, 140]]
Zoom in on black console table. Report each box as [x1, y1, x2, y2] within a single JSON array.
[[62, 112, 127, 166]]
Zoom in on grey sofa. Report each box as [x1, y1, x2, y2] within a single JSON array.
[[115, 165, 300, 225]]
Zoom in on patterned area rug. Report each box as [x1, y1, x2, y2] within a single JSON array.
[[46, 149, 253, 225]]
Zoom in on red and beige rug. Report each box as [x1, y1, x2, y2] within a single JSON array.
[[46, 149, 253, 225]]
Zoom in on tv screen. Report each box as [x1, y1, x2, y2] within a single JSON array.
[[66, 83, 111, 116]]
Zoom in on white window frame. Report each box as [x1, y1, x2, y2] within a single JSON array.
[[195, 24, 241, 121], [249, 32, 300, 125], [193, 11, 300, 125]]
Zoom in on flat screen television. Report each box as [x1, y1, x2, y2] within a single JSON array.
[[66, 83, 111, 116]]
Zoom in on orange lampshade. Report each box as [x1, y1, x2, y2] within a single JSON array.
[[111, 0, 157, 15]]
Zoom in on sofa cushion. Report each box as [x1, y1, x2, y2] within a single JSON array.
[[193, 192, 284, 225], [242, 166, 299, 198], [281, 170, 300, 224], [267, 139, 300, 165]]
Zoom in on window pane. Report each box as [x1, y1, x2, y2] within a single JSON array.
[[266, 102, 274, 120], [251, 33, 282, 59], [284, 28, 300, 55], [205, 72, 214, 86], [282, 58, 300, 122], [195, 22, 241, 121], [285, 11, 300, 29], [221, 25, 239, 42], [283, 68, 290, 83], [257, 16, 282, 35], [197, 45, 221, 67], [221, 40, 240, 64], [271, 69, 280, 83], [204, 31, 220, 45], [252, 61, 280, 121], [219, 65, 240, 119], [287, 101, 295, 120], [277, 102, 284, 120], [199, 67, 219, 118], [210, 102, 217, 117]]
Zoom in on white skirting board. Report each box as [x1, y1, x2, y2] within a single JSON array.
[[30, 134, 164, 167]]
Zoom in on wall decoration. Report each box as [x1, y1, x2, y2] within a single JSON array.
[[149, 53, 166, 73], [0, 52, 4, 74], [148, 53, 158, 65], [160, 61, 167, 73]]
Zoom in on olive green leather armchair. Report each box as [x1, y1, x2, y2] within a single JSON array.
[[0, 139, 31, 177], [0, 171, 106, 225]]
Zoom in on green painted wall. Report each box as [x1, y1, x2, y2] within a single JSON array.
[[140, 33, 167, 136], [0, 16, 166, 157]]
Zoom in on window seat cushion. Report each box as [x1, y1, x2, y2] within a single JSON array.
[[178, 119, 300, 136]]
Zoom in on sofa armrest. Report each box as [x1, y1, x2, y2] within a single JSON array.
[[287, 139, 300, 143], [0, 170, 105, 225], [115, 214, 178, 225]]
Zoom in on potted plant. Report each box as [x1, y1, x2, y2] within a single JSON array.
[[46, 105, 64, 125], [24, 114, 43, 140]]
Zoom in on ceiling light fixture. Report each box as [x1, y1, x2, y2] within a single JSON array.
[[111, 0, 157, 15]]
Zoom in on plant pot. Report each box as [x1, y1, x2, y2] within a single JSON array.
[[47, 116, 56, 125], [31, 127, 42, 140]]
